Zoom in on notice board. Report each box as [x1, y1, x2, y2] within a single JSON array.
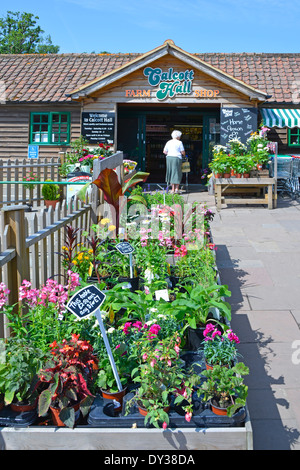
[[220, 107, 257, 145], [81, 112, 115, 144]]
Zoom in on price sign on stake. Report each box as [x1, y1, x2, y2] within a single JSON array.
[[66, 285, 123, 392], [115, 241, 134, 278]]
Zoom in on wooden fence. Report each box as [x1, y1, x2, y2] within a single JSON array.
[[0, 157, 62, 207], [0, 151, 125, 339], [0, 198, 93, 338]]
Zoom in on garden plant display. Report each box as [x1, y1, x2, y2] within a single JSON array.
[[0, 179, 250, 430], [208, 126, 272, 178]]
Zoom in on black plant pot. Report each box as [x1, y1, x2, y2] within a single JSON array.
[[186, 326, 206, 351], [118, 276, 140, 292]]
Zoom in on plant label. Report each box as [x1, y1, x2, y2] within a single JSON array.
[[66, 284, 106, 319], [115, 241, 134, 255], [155, 289, 169, 301]]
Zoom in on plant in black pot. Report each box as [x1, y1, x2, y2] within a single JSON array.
[[42, 179, 60, 209], [164, 283, 232, 351]]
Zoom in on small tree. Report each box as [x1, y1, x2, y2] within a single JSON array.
[[0, 11, 59, 54]]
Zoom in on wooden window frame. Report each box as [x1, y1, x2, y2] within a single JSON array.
[[288, 127, 300, 147], [30, 112, 71, 145]]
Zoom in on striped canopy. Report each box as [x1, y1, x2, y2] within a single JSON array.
[[261, 108, 300, 128]]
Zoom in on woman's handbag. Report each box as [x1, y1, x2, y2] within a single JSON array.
[[181, 160, 190, 173]]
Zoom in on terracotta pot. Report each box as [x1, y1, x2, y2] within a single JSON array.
[[101, 388, 127, 412], [50, 401, 81, 427], [138, 403, 170, 417], [257, 163, 263, 170], [10, 398, 38, 412], [210, 400, 228, 416], [214, 173, 223, 178], [223, 173, 231, 178], [205, 362, 230, 371], [242, 173, 250, 178], [230, 169, 236, 176], [44, 200, 59, 209], [236, 173, 242, 178]]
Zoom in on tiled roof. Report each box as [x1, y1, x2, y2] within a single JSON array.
[[0, 52, 299, 104]]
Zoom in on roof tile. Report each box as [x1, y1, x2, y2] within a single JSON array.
[[0, 52, 299, 103]]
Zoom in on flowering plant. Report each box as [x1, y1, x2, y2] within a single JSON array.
[[202, 323, 241, 366], [37, 334, 98, 428], [14, 272, 80, 352], [198, 362, 249, 417], [123, 159, 137, 174], [126, 333, 200, 428], [22, 172, 38, 190]]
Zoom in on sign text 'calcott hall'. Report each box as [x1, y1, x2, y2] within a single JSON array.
[[124, 67, 220, 100]]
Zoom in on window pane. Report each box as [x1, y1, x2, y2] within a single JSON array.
[[41, 124, 48, 132], [52, 114, 60, 123], [61, 114, 68, 123], [33, 115, 41, 123], [52, 134, 59, 143], [41, 115, 49, 123], [60, 124, 68, 132], [60, 133, 68, 142], [52, 123, 60, 132], [33, 124, 40, 132]]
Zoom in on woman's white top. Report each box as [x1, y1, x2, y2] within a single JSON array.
[[163, 139, 184, 159]]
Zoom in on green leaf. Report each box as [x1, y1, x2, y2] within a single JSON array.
[[59, 406, 75, 428], [38, 389, 52, 416]]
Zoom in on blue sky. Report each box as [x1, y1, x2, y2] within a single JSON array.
[[1, 0, 300, 54]]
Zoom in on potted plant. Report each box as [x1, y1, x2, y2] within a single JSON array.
[[198, 362, 249, 417], [164, 283, 232, 350], [202, 323, 241, 369], [37, 334, 98, 428], [95, 341, 132, 413], [126, 333, 200, 428], [42, 179, 60, 209], [0, 337, 46, 412]]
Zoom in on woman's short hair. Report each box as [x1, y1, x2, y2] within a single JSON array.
[[171, 130, 182, 139]]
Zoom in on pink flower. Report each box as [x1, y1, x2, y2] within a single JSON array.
[[227, 330, 240, 344], [185, 412, 192, 422], [162, 421, 168, 430], [142, 353, 148, 361], [150, 359, 156, 367]]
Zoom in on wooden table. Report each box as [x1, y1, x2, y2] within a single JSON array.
[[214, 177, 276, 210]]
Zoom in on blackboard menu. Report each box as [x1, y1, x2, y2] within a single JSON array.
[[81, 112, 115, 144], [220, 107, 257, 145]]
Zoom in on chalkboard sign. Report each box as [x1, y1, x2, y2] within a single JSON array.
[[115, 241, 135, 255], [67, 285, 106, 319], [220, 107, 257, 145], [81, 112, 115, 144]]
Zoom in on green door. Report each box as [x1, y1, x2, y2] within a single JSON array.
[[203, 115, 220, 169], [117, 112, 146, 171]]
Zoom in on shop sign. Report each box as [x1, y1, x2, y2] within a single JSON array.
[[81, 112, 114, 144], [143, 67, 194, 100], [220, 107, 258, 144]]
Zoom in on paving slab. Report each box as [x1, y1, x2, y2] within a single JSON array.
[[204, 193, 300, 450]]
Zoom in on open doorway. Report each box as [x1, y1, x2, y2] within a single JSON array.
[[117, 106, 220, 183]]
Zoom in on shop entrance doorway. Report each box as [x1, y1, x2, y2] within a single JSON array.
[[117, 106, 220, 183]]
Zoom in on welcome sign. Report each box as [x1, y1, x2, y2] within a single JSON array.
[[143, 67, 194, 100]]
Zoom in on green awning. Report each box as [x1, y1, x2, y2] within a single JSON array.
[[261, 108, 300, 128]]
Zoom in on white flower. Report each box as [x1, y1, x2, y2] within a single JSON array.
[[107, 327, 115, 334]]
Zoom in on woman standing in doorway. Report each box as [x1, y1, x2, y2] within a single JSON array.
[[163, 130, 185, 193]]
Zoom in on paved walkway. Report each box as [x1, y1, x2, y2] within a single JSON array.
[[184, 186, 300, 450]]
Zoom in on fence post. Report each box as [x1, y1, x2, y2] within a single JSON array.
[[1, 205, 30, 309]]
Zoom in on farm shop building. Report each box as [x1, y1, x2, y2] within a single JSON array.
[[1, 39, 300, 182]]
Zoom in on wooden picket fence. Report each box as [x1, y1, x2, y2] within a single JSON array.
[[0, 157, 62, 207], [0, 151, 125, 339]]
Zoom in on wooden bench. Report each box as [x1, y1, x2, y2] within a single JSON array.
[[214, 177, 276, 210]]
